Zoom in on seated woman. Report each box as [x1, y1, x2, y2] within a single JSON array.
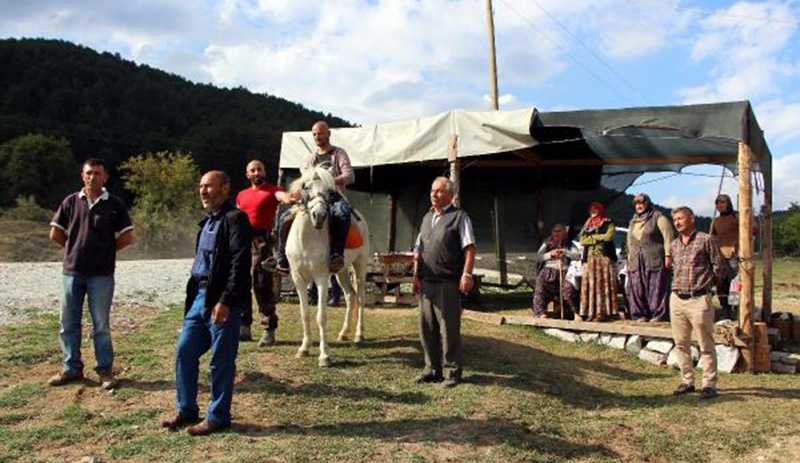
[[532, 224, 580, 319], [578, 202, 619, 322]]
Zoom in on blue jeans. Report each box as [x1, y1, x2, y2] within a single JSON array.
[[59, 274, 115, 373], [175, 289, 241, 426], [329, 196, 351, 257]]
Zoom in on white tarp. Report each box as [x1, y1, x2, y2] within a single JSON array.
[[279, 108, 538, 169]]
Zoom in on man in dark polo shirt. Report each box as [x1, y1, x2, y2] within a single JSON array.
[[160, 170, 252, 436], [412, 177, 476, 388], [48, 158, 134, 390], [235, 159, 291, 346]]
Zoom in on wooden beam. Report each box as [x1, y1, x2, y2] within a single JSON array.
[[448, 135, 460, 207], [388, 193, 397, 252], [466, 156, 734, 168], [463, 309, 506, 325], [493, 195, 508, 286], [761, 160, 773, 320], [738, 142, 756, 373], [504, 315, 746, 347]]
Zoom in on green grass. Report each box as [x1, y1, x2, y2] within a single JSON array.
[[2, 287, 800, 462]]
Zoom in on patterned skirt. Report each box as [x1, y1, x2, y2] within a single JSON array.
[[579, 255, 618, 321]]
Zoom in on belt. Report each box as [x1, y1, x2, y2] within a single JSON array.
[[673, 289, 708, 300]]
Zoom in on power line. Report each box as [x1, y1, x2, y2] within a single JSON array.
[[496, 0, 639, 107]]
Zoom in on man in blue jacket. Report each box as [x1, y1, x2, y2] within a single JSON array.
[[161, 170, 252, 436]]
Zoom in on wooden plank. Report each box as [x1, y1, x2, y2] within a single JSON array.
[[761, 159, 773, 319], [738, 142, 755, 373], [504, 315, 746, 347], [462, 309, 505, 325], [366, 294, 417, 306], [460, 156, 734, 168]]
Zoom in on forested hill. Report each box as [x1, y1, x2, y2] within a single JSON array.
[[0, 38, 351, 190]]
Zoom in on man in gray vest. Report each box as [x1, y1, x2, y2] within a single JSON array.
[[412, 177, 476, 388], [625, 193, 673, 322]]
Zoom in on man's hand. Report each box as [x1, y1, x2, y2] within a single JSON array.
[[552, 249, 565, 259], [212, 302, 230, 325], [412, 276, 420, 296], [665, 255, 673, 269], [459, 274, 474, 295]]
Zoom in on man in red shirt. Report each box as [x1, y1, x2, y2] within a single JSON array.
[[236, 159, 291, 347]]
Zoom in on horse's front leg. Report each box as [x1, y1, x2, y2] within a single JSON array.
[[354, 262, 366, 344], [316, 277, 331, 367], [336, 270, 354, 342], [295, 277, 312, 358]]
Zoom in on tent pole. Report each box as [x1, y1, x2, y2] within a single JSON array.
[[494, 196, 508, 286], [738, 142, 755, 373], [761, 162, 773, 321], [448, 135, 460, 207], [388, 193, 397, 252]]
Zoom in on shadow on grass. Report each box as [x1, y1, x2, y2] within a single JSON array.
[[236, 370, 430, 405], [233, 416, 618, 460], [713, 387, 800, 401], [120, 379, 175, 392]]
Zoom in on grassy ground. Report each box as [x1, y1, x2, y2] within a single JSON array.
[[2, 298, 800, 463]]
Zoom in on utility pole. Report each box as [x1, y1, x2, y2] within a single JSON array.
[[485, 0, 500, 110]]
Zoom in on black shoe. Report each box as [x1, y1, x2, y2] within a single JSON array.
[[699, 387, 718, 400], [414, 373, 443, 384], [443, 377, 460, 388], [327, 297, 341, 307], [672, 383, 696, 395], [329, 254, 345, 273]]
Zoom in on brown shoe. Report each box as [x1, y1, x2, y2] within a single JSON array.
[[187, 419, 229, 436], [97, 369, 117, 390], [48, 370, 84, 386], [161, 413, 201, 431]]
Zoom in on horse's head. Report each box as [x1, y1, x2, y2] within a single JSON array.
[[291, 166, 337, 229]]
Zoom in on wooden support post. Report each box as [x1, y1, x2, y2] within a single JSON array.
[[738, 142, 755, 373], [448, 135, 460, 207], [761, 160, 773, 320], [388, 194, 397, 252], [493, 195, 508, 286]]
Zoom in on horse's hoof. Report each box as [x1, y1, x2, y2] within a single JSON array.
[[337, 333, 349, 342], [354, 335, 364, 344], [318, 356, 331, 367], [295, 350, 310, 358]]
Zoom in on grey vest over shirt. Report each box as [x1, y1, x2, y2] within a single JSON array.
[[418, 208, 466, 281]]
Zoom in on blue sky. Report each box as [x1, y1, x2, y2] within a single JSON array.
[[1, 0, 798, 216]]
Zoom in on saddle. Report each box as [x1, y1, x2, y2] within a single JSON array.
[[280, 209, 364, 249]]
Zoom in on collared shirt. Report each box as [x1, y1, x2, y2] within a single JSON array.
[[414, 204, 475, 252], [51, 188, 133, 276], [190, 211, 222, 280], [670, 230, 724, 294]]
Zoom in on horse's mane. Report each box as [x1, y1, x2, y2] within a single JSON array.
[[290, 166, 337, 195]]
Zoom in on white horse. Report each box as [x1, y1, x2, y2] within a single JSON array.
[[285, 166, 370, 367]]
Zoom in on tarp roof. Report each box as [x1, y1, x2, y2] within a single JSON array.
[[279, 100, 771, 189]]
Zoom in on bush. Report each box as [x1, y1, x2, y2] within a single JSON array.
[[774, 203, 800, 257], [1, 196, 54, 222], [121, 151, 201, 258]]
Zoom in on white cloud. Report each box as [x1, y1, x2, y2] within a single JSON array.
[[773, 152, 800, 208], [757, 100, 800, 145]]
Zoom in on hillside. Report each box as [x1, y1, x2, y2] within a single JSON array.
[[0, 38, 351, 195]]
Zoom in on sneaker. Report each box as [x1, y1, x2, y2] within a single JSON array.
[[329, 254, 345, 273], [258, 329, 276, 348], [97, 369, 117, 390], [672, 383, 696, 395], [239, 325, 252, 342], [48, 370, 84, 386], [699, 387, 718, 400]]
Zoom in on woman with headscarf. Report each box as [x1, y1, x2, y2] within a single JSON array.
[[710, 194, 739, 318], [625, 193, 673, 322], [532, 223, 580, 319], [578, 202, 618, 321]]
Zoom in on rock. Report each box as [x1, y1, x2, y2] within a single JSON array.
[[597, 334, 613, 346], [625, 335, 643, 355], [646, 339, 674, 354], [716, 345, 740, 373], [543, 328, 579, 343], [691, 345, 700, 363], [607, 335, 627, 350], [770, 351, 790, 363], [771, 362, 797, 374], [638, 348, 667, 366], [579, 332, 599, 343], [666, 348, 680, 369]]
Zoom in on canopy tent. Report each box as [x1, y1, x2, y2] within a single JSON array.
[[279, 100, 773, 373]]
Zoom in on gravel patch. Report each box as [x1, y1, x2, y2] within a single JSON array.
[[0, 259, 193, 326]]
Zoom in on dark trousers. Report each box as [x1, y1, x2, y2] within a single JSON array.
[[418, 279, 463, 380], [532, 266, 578, 317], [242, 234, 279, 331]]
